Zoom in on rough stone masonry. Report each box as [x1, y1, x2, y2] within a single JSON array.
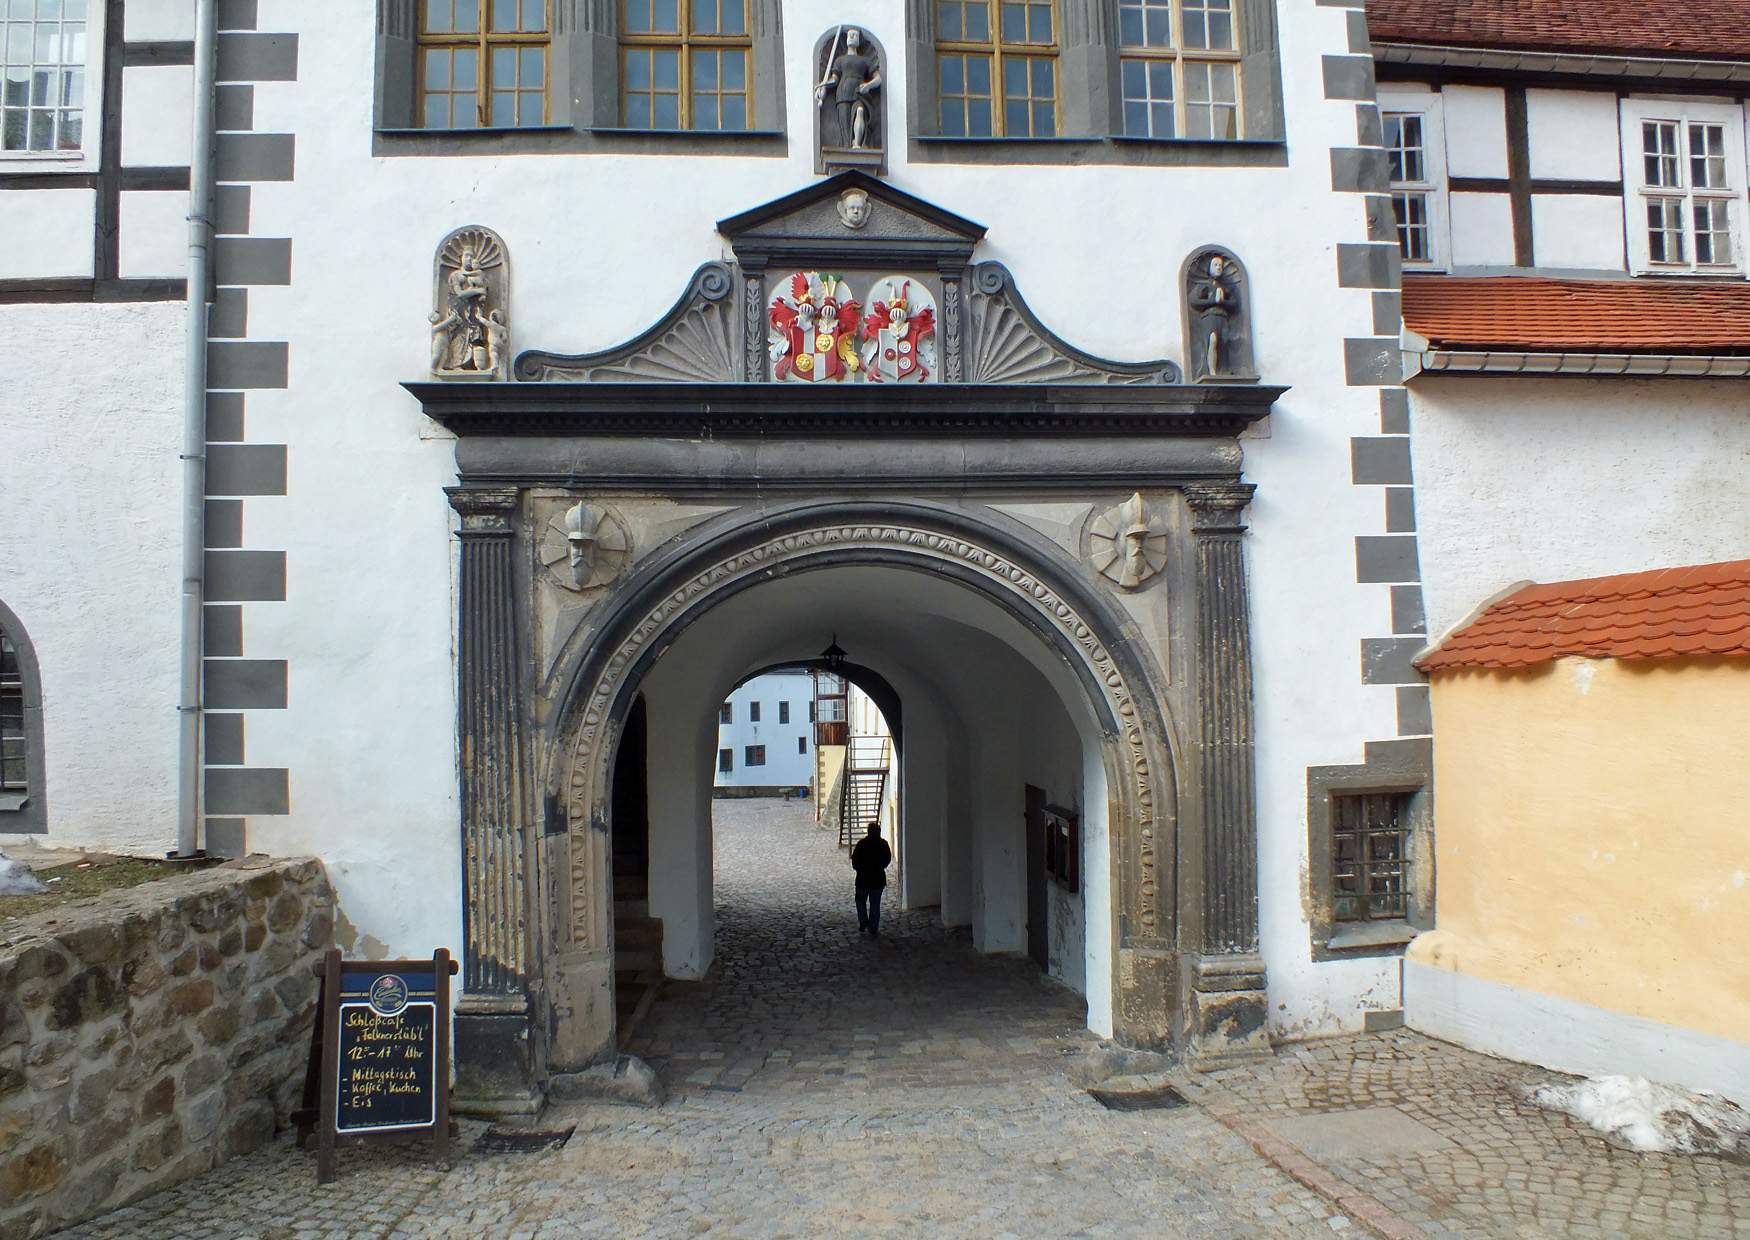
[[0, 857, 333, 1240]]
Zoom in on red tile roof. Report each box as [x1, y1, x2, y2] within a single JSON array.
[[1366, 0, 1750, 61], [1401, 276, 1750, 355], [1418, 560, 1750, 672]]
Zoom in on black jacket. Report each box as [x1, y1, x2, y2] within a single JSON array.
[[850, 835, 892, 889]]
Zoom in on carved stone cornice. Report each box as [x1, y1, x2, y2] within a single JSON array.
[[408, 382, 1282, 439], [969, 264, 1182, 385], [447, 486, 520, 537], [513, 264, 738, 383], [1184, 481, 1256, 533]]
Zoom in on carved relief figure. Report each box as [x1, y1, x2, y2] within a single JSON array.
[[769, 272, 862, 382], [836, 188, 872, 230], [815, 26, 882, 159], [1089, 492, 1169, 589], [431, 226, 509, 380], [538, 502, 631, 593], [860, 277, 937, 383], [1184, 248, 1255, 382]]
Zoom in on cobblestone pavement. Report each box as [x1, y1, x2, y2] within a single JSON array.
[[1190, 1031, 1750, 1239], [57, 799, 1344, 1238]]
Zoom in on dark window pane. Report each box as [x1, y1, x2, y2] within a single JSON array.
[[967, 54, 991, 93], [653, 91, 678, 128], [1120, 6, 1142, 46], [490, 90, 513, 125], [940, 98, 964, 136], [967, 1, 989, 40], [1121, 59, 1144, 96], [1005, 98, 1026, 134], [1001, 2, 1024, 42], [692, 92, 718, 129], [938, 1, 963, 40], [521, 46, 543, 86], [517, 91, 541, 124], [723, 49, 745, 90], [1151, 101, 1172, 136], [968, 96, 991, 134], [1032, 100, 1053, 134], [1002, 55, 1025, 96], [1028, 3, 1050, 42], [654, 48, 678, 89], [454, 49, 477, 89], [721, 92, 745, 130], [1123, 100, 1146, 135], [939, 54, 963, 95]]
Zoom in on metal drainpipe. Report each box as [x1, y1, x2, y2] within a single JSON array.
[[174, 0, 219, 858]]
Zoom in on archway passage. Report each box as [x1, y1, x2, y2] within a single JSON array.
[[562, 542, 1159, 1072], [626, 795, 1098, 1096]]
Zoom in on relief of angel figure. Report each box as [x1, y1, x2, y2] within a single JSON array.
[[769, 272, 863, 382]]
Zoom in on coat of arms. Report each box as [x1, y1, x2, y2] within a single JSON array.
[[860, 277, 936, 383], [769, 272, 863, 382]]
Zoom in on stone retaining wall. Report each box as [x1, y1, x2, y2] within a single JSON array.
[[0, 857, 333, 1240]]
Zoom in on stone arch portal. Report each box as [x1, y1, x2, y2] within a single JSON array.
[[542, 505, 1179, 1072]]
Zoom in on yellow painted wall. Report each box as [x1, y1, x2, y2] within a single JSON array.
[[1410, 656, 1750, 1043]]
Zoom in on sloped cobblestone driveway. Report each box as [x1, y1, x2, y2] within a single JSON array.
[[58, 798, 1345, 1238]]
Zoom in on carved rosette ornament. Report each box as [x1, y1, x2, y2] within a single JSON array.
[[431, 226, 510, 381], [538, 502, 631, 593], [1089, 492, 1169, 589]]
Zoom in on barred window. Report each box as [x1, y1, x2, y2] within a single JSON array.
[[2, 0, 87, 153], [796, 735, 807, 754], [744, 744, 766, 767], [718, 747, 732, 773], [417, 0, 549, 130], [1331, 792, 1411, 923], [778, 701, 790, 724], [622, 0, 752, 131], [937, 0, 1058, 138], [749, 700, 761, 722], [1, 634, 25, 793], [719, 702, 732, 724], [1118, 0, 1239, 139]]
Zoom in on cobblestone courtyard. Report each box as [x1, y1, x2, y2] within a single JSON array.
[[51, 799, 1750, 1238]]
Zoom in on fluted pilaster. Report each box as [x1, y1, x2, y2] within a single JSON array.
[[448, 486, 532, 998]]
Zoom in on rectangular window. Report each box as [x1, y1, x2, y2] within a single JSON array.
[[744, 744, 765, 767], [1, 0, 88, 153], [1330, 792, 1411, 923], [749, 701, 760, 722], [1385, 112, 1432, 263], [718, 747, 732, 773], [1118, 0, 1239, 140], [418, 0, 549, 129], [797, 735, 807, 754], [719, 702, 732, 724], [621, 0, 750, 131], [0, 635, 25, 792], [936, 0, 1057, 137], [1623, 101, 1744, 274], [778, 701, 790, 724]]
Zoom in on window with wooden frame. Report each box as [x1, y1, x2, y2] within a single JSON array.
[[1621, 100, 1745, 275], [1117, 0, 1241, 139], [1378, 90, 1448, 270], [936, 1, 1059, 138], [417, 0, 549, 129], [2, 0, 90, 154], [621, 0, 752, 131]]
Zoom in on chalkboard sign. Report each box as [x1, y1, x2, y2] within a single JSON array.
[[297, 949, 456, 1184]]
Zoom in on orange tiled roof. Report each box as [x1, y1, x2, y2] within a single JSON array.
[[1366, 0, 1750, 60], [1418, 561, 1750, 672], [1401, 276, 1750, 355]]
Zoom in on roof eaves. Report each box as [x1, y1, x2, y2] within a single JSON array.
[[1372, 41, 1750, 85], [1409, 349, 1750, 379]]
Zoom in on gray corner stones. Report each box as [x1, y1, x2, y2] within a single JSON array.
[[205, 499, 243, 548], [1390, 586, 1427, 635], [203, 606, 244, 657], [206, 444, 287, 497], [1396, 685, 1432, 736], [202, 660, 287, 710], [205, 713, 245, 766], [216, 32, 298, 83], [1371, 291, 1401, 336], [207, 341, 288, 389], [1351, 437, 1413, 485], [203, 551, 286, 602], [1321, 55, 1376, 101], [1331, 147, 1390, 193], [1337, 243, 1401, 289], [1385, 487, 1416, 533], [204, 767, 290, 815], [1355, 535, 1420, 584], [1344, 337, 1404, 386], [1380, 389, 1410, 433], [215, 133, 294, 183], [1361, 637, 1427, 686], [213, 238, 291, 286]]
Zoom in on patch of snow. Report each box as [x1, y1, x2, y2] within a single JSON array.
[[0, 850, 47, 895], [1531, 1074, 1750, 1157]]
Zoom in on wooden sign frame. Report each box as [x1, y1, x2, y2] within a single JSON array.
[[296, 948, 458, 1184]]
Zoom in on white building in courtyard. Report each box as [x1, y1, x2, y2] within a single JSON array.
[[1, 0, 1745, 1110], [713, 671, 813, 794]]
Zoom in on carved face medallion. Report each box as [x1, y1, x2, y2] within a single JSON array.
[[1089, 492, 1169, 589], [540, 502, 631, 593], [837, 189, 872, 230]]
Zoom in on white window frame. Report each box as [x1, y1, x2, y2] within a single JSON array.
[[0, 0, 105, 174], [1378, 88, 1449, 273], [1619, 97, 1747, 277]]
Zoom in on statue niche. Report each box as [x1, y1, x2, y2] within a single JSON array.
[[431, 225, 510, 381], [1182, 247, 1256, 383], [813, 26, 885, 176]]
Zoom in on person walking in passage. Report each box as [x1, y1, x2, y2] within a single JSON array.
[[850, 821, 892, 936]]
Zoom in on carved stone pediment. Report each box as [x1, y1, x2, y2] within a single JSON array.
[[716, 170, 985, 270]]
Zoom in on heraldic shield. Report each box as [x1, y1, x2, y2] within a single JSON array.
[[769, 272, 864, 382]]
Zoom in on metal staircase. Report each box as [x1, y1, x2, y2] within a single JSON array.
[[837, 735, 891, 848]]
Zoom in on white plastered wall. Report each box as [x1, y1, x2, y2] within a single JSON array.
[[0, 302, 186, 855], [1412, 375, 1750, 641], [0, 0, 1405, 1036]]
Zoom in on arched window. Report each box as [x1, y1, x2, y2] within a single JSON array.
[[0, 602, 44, 832]]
